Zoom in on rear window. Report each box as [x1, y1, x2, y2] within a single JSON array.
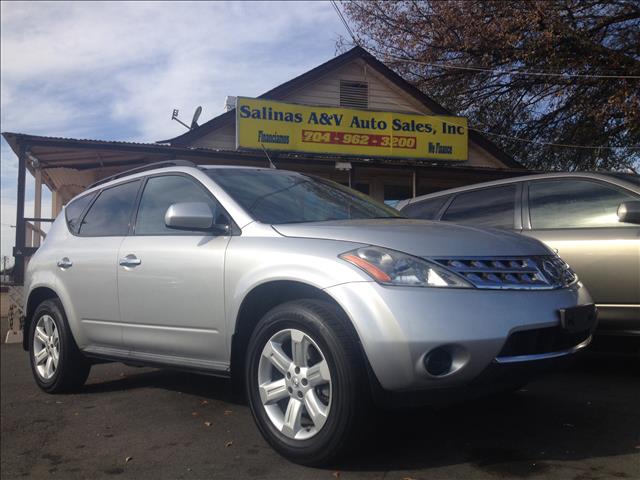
[[65, 192, 97, 234], [401, 196, 449, 220], [79, 180, 141, 236]]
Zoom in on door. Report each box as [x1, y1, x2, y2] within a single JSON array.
[[117, 174, 231, 369], [59, 180, 141, 349], [523, 178, 640, 329]]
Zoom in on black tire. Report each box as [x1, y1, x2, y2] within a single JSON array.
[[28, 298, 91, 393], [245, 299, 368, 466]]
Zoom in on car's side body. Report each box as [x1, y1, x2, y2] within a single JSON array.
[[398, 172, 640, 336], [23, 167, 368, 374]]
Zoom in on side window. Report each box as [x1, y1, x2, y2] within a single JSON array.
[[79, 180, 141, 236], [401, 196, 449, 220], [529, 179, 637, 229], [135, 175, 224, 235], [65, 192, 96, 234], [441, 185, 517, 229]]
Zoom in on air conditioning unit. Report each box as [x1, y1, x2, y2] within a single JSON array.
[[224, 96, 237, 112]]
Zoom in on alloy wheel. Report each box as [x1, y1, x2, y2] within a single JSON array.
[[33, 314, 60, 380], [258, 328, 332, 440]]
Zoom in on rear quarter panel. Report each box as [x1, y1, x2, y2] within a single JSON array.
[[24, 216, 87, 346]]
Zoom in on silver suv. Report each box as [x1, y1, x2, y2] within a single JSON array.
[[24, 162, 596, 465]]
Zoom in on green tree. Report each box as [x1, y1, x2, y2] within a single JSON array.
[[342, 0, 640, 171]]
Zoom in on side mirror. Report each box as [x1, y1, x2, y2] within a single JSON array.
[[165, 202, 228, 233], [617, 201, 640, 224]]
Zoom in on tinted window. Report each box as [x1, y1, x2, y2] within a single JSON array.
[[65, 192, 96, 234], [529, 180, 637, 229], [402, 196, 449, 220], [79, 181, 140, 236], [135, 175, 224, 235], [442, 185, 517, 229], [602, 173, 640, 187], [206, 169, 400, 224]]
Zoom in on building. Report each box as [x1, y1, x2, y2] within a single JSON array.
[[2, 46, 527, 284]]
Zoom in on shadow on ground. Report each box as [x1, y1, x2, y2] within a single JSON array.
[[75, 353, 639, 477]]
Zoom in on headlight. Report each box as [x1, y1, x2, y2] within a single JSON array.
[[339, 246, 473, 288]]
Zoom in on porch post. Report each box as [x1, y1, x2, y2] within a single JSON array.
[[51, 191, 58, 217], [412, 169, 417, 198], [34, 167, 42, 247], [13, 143, 27, 284]]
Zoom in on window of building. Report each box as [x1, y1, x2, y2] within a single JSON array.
[[340, 80, 368, 109], [135, 175, 223, 235], [529, 179, 637, 229], [65, 192, 97, 234], [79, 180, 141, 236], [442, 185, 517, 229], [401, 196, 449, 220]]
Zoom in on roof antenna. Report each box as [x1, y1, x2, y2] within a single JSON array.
[[260, 143, 277, 169]]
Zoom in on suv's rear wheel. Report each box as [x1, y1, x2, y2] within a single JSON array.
[[29, 298, 91, 393], [245, 299, 367, 466]]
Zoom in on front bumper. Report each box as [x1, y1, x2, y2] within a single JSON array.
[[324, 280, 595, 392]]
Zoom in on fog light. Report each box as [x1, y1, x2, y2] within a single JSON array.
[[424, 348, 453, 376]]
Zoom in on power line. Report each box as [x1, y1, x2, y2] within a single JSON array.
[[330, 0, 358, 45], [377, 52, 640, 80], [468, 126, 640, 150], [330, 11, 638, 80]]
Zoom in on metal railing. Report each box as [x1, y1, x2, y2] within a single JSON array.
[[25, 217, 52, 247]]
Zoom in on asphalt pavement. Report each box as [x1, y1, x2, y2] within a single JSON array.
[[1, 342, 638, 479]]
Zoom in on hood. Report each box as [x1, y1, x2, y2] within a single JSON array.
[[272, 219, 551, 257]]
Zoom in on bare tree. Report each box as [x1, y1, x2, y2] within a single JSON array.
[[342, 0, 640, 171]]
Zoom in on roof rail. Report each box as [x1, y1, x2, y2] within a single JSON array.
[[87, 160, 197, 189]]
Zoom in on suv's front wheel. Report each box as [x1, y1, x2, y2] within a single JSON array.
[[29, 298, 91, 393], [245, 299, 367, 466]]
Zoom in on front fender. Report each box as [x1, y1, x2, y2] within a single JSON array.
[[224, 236, 369, 339]]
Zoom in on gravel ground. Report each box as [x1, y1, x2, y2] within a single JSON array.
[[1, 342, 639, 480]]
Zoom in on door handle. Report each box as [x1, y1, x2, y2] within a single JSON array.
[[57, 257, 73, 269], [119, 254, 141, 268]]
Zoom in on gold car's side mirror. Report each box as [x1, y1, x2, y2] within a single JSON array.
[[617, 201, 640, 224]]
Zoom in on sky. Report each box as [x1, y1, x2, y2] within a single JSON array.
[[0, 1, 348, 264]]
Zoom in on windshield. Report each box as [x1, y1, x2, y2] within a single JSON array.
[[206, 168, 401, 224]]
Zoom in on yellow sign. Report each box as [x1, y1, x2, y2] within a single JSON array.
[[236, 97, 468, 161]]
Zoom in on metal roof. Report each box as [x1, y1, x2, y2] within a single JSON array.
[[1, 130, 526, 194]]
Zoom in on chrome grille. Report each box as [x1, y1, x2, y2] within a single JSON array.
[[430, 256, 577, 290]]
